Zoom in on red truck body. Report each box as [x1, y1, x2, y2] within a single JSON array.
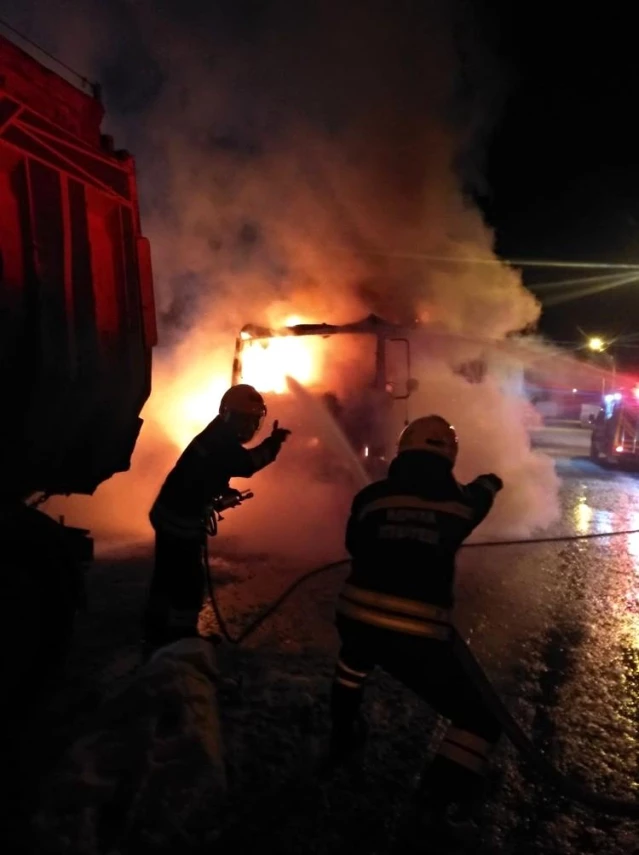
[[0, 33, 156, 499]]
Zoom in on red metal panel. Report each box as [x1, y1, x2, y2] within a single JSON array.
[[0, 35, 156, 497], [68, 178, 99, 376], [86, 185, 122, 340], [136, 237, 157, 349], [60, 173, 76, 373], [0, 142, 24, 292], [0, 95, 21, 133], [0, 34, 103, 145], [1, 123, 131, 198]]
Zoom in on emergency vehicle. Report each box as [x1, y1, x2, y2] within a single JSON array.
[[589, 386, 639, 467]]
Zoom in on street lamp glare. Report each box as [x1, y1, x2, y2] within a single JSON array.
[[588, 336, 605, 352]]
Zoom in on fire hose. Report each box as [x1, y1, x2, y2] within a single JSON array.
[[203, 495, 639, 817]]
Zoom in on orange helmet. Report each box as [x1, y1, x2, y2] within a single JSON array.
[[219, 384, 267, 443], [398, 415, 458, 463]]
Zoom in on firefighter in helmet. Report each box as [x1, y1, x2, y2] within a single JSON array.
[[143, 384, 291, 648], [326, 415, 503, 832]]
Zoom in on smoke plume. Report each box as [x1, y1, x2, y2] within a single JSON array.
[[4, 0, 562, 558]]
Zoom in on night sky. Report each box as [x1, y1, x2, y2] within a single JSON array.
[[480, 4, 639, 364]]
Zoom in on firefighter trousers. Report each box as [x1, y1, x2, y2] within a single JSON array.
[[143, 529, 207, 645], [331, 615, 502, 810]]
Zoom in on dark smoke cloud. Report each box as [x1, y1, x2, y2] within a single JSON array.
[[1, 0, 538, 336]]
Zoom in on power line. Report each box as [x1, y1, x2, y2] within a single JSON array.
[[0, 16, 97, 96]]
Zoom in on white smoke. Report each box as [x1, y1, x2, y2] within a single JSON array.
[[4, 0, 564, 559]]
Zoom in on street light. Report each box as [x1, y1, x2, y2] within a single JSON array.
[[585, 336, 616, 393]]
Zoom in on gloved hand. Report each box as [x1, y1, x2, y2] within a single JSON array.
[[477, 473, 504, 492], [269, 419, 291, 448], [215, 488, 243, 511], [224, 487, 243, 502]]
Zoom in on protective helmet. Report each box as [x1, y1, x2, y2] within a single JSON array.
[[219, 384, 267, 443], [219, 384, 266, 417], [398, 415, 458, 463]]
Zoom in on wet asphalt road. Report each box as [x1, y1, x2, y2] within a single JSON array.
[[24, 423, 639, 854], [454, 424, 639, 854]]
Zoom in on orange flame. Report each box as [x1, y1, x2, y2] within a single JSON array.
[[150, 313, 325, 450], [149, 361, 229, 451], [239, 314, 322, 394]]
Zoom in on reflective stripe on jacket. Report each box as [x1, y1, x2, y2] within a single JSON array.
[[337, 583, 452, 641], [342, 452, 501, 611]]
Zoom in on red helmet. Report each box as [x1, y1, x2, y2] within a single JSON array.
[[219, 384, 267, 443], [398, 415, 458, 463]]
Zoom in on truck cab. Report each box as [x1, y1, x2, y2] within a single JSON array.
[[590, 387, 639, 467], [232, 314, 419, 480], [231, 314, 514, 482]]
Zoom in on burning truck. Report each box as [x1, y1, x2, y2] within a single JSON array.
[[230, 313, 523, 483], [231, 314, 418, 481]]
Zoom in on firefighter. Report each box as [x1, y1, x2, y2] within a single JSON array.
[[143, 384, 291, 648], [327, 414, 503, 829]]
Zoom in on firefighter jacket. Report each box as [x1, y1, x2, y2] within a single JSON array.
[[337, 450, 502, 640], [150, 416, 282, 538]]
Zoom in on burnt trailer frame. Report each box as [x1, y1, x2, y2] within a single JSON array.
[[231, 313, 420, 475], [232, 312, 417, 400]]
